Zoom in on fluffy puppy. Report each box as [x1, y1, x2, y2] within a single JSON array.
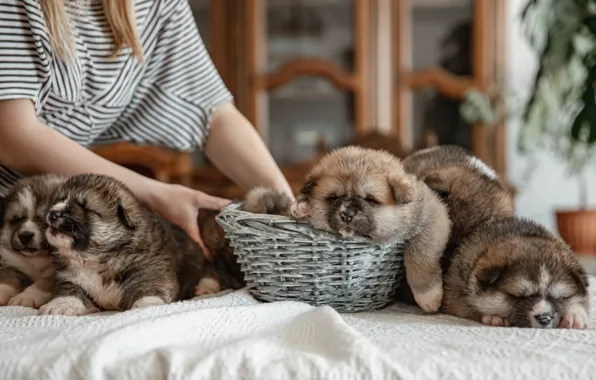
[[289, 146, 451, 312], [402, 145, 515, 249], [0, 174, 65, 308], [38, 174, 232, 316], [442, 217, 590, 329]]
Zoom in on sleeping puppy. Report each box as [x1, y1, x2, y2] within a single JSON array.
[[402, 145, 514, 249], [289, 146, 451, 312], [0, 174, 65, 308], [442, 217, 590, 329], [38, 174, 233, 316]]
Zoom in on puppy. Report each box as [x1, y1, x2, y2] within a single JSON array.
[[402, 145, 515, 249], [289, 146, 451, 312], [38, 174, 234, 316], [442, 217, 590, 329], [0, 174, 65, 308]]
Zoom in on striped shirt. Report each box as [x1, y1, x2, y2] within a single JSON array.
[[0, 0, 233, 194]]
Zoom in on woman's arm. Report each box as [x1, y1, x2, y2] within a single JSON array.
[[0, 99, 159, 198], [0, 99, 229, 257], [204, 103, 295, 200]]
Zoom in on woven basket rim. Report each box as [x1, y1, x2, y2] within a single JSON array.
[[215, 202, 402, 248]]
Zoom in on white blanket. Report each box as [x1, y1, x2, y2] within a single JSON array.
[[1, 280, 595, 380]]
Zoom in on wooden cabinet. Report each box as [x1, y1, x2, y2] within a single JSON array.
[[92, 0, 507, 198]]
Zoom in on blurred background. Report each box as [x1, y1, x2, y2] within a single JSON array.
[[92, 0, 596, 254]]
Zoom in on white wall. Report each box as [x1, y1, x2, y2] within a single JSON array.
[[507, 0, 596, 232]]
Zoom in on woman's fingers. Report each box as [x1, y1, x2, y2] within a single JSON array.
[[197, 193, 232, 210]]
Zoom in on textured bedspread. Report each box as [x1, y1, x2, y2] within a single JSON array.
[[0, 279, 594, 380]]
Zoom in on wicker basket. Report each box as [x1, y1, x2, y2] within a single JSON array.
[[216, 203, 405, 312]]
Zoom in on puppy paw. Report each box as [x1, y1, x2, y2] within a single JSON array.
[[195, 277, 221, 296], [131, 296, 165, 309], [8, 287, 52, 309], [412, 283, 443, 313], [0, 284, 19, 306], [559, 303, 590, 329], [38, 296, 92, 316], [288, 201, 311, 220], [481, 315, 510, 327]]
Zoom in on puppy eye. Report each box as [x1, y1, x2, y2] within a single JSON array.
[[550, 294, 573, 301], [364, 195, 379, 204], [326, 194, 340, 201], [9, 216, 25, 225], [510, 292, 539, 300], [436, 190, 450, 198]]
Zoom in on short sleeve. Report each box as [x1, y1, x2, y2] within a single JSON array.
[[109, 0, 233, 151], [0, 1, 51, 111]]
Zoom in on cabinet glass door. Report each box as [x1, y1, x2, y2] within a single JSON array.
[[259, 0, 357, 165], [409, 0, 474, 149], [267, 78, 355, 164]]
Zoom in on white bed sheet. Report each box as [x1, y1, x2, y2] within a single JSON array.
[[0, 278, 595, 380]]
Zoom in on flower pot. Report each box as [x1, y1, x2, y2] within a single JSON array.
[[556, 209, 596, 255]]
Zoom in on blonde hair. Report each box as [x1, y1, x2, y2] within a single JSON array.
[[40, 0, 144, 62]]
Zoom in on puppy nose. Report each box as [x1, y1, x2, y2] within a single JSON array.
[[18, 231, 34, 244], [534, 312, 554, 326], [340, 210, 355, 223], [48, 210, 63, 222]]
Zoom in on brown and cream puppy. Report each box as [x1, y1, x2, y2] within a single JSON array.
[[289, 146, 451, 312], [38, 174, 234, 316], [0, 174, 65, 308], [402, 145, 515, 249], [442, 217, 590, 329]]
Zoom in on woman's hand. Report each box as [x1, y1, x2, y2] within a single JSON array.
[[147, 181, 231, 260]]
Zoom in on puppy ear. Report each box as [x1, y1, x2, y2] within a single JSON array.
[[422, 171, 452, 198], [476, 265, 507, 288], [387, 175, 414, 205], [117, 203, 136, 230], [299, 176, 318, 196]]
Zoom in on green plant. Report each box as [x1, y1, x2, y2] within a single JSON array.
[[521, 0, 596, 208]]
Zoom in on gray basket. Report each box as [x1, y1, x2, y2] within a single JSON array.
[[215, 203, 405, 313]]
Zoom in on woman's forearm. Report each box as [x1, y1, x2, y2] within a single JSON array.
[[204, 103, 295, 199], [0, 99, 158, 202]]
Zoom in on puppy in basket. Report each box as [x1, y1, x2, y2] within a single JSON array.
[[39, 174, 237, 316], [0, 174, 65, 308], [288, 146, 451, 313]]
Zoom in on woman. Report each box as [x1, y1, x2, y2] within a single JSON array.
[[0, 0, 294, 256]]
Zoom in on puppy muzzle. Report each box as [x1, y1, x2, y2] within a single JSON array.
[[11, 230, 41, 255]]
